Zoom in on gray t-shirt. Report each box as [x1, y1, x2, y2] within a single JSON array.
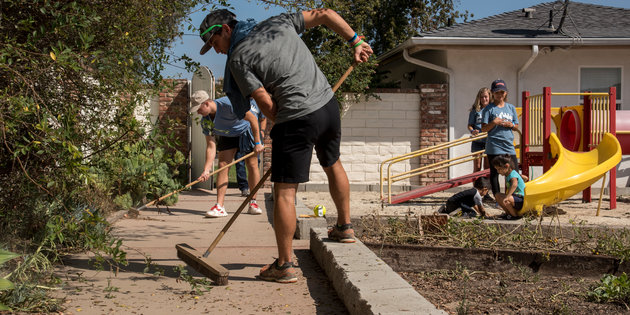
[[228, 13, 334, 124]]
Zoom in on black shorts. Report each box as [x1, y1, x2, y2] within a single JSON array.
[[216, 135, 239, 152], [270, 97, 341, 183], [513, 194, 524, 210], [471, 140, 485, 153]]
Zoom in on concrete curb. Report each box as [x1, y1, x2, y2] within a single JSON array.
[[310, 227, 447, 315], [294, 198, 327, 240]]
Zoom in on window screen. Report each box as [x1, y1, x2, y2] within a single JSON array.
[[580, 67, 622, 106]]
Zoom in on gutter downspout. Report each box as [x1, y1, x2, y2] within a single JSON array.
[[403, 48, 456, 179], [517, 45, 539, 107]]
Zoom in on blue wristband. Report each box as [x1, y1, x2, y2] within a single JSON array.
[[255, 141, 262, 145], [348, 33, 357, 44]]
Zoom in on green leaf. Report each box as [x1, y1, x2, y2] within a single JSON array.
[[0, 249, 19, 265], [0, 278, 14, 290]]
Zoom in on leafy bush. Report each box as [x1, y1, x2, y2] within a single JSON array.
[[91, 128, 186, 209], [0, 0, 201, 311], [0, 250, 20, 311], [588, 273, 630, 308]]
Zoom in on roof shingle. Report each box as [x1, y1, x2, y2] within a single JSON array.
[[421, 1, 630, 39]]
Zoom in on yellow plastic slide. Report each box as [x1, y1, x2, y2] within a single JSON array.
[[519, 132, 622, 216]]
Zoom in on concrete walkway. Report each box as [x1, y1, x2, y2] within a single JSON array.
[[56, 188, 347, 314]]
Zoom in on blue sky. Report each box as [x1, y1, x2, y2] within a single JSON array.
[[162, 0, 630, 79]]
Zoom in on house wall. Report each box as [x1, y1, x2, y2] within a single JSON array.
[[307, 90, 447, 190], [446, 47, 630, 187]]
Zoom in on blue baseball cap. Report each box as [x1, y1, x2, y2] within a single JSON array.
[[491, 79, 508, 93]]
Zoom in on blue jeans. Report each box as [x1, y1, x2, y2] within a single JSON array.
[[234, 149, 248, 191]]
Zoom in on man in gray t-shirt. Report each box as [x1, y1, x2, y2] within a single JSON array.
[[198, 8, 372, 283]]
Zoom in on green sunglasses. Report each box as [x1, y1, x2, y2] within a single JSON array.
[[201, 24, 222, 37]]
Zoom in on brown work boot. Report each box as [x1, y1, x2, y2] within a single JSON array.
[[328, 223, 356, 243], [259, 259, 298, 283]]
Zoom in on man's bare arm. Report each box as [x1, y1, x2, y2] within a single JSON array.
[[251, 87, 275, 122], [302, 9, 372, 63]]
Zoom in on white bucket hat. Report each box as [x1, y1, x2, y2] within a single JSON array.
[[190, 90, 210, 114]]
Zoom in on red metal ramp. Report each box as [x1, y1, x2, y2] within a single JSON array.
[[389, 169, 490, 204]]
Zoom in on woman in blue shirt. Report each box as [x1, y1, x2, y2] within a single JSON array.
[[481, 79, 520, 198]]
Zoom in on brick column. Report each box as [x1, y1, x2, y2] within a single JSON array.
[[157, 79, 189, 157], [419, 84, 448, 185]]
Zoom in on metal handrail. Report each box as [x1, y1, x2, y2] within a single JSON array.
[[551, 92, 608, 96], [379, 132, 487, 203]]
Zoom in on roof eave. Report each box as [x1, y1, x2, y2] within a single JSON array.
[[378, 37, 630, 60]]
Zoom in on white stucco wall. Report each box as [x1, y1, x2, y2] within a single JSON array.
[[447, 47, 630, 187], [308, 93, 421, 187]]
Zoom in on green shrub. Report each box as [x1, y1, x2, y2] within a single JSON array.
[[114, 193, 134, 209], [0, 250, 20, 311], [91, 131, 186, 209], [588, 273, 630, 308]]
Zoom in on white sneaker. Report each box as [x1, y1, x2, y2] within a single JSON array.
[[205, 204, 228, 218], [248, 200, 262, 215]]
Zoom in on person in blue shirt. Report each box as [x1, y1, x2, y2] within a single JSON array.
[[492, 155, 526, 219], [190, 90, 264, 218], [468, 87, 491, 173], [481, 79, 520, 198]]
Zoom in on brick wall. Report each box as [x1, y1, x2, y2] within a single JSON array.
[[418, 84, 448, 185], [157, 79, 189, 156], [308, 91, 421, 188], [262, 122, 273, 188]]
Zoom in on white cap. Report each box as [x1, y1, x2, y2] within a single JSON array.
[[190, 90, 210, 114]]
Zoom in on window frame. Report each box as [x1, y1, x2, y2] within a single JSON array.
[[578, 66, 623, 109]]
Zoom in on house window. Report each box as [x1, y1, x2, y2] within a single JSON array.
[[580, 67, 622, 109]]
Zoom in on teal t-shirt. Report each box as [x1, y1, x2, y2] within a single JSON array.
[[506, 169, 526, 197]]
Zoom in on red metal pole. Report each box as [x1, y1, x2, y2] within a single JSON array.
[[609, 87, 617, 209], [583, 92, 592, 203], [543, 87, 552, 172], [521, 91, 530, 178]]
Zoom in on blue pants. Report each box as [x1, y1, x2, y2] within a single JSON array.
[[235, 149, 248, 191]]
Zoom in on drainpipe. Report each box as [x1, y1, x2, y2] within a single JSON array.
[[517, 45, 539, 106], [403, 48, 456, 178]]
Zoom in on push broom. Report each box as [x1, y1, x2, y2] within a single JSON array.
[[176, 62, 357, 285]]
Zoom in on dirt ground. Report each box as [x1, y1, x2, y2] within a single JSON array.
[[297, 189, 630, 226], [400, 269, 628, 314], [298, 189, 630, 314]]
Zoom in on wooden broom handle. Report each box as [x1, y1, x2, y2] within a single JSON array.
[[203, 168, 272, 257], [331, 62, 358, 93], [143, 150, 257, 208]]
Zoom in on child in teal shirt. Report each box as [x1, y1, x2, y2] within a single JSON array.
[[492, 155, 526, 219]]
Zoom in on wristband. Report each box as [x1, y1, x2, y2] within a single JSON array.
[[347, 33, 357, 44], [353, 39, 364, 48], [254, 141, 262, 145]]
